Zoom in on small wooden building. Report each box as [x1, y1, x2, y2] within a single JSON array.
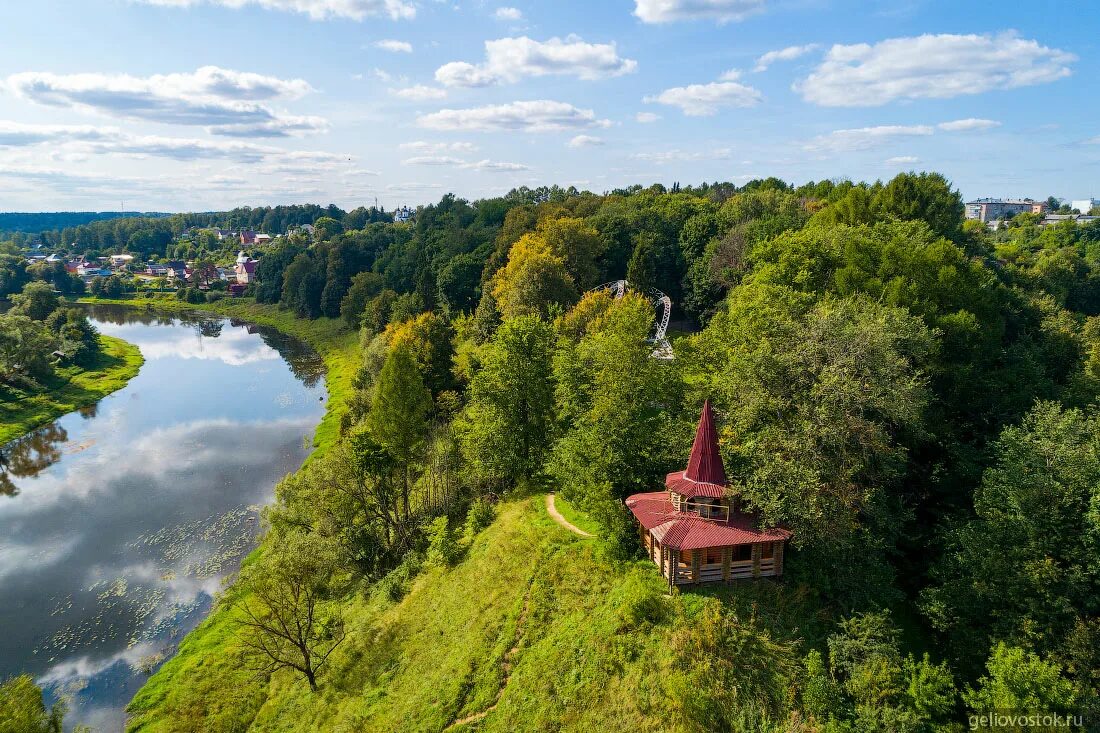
[[626, 400, 791, 588]]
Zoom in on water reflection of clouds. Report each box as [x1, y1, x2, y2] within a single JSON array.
[[130, 325, 282, 367], [0, 415, 317, 692], [0, 416, 316, 520]]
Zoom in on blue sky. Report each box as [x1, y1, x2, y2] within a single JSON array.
[[0, 0, 1096, 212]]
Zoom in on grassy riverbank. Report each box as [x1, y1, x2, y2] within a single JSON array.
[[65, 296, 365, 732], [0, 334, 144, 446]]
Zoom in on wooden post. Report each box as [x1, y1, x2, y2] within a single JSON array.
[[668, 549, 677, 591], [774, 541, 784, 577], [752, 543, 762, 578], [722, 546, 731, 582], [691, 550, 700, 584]]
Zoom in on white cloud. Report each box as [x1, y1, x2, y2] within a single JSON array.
[[753, 43, 819, 72], [417, 100, 611, 132], [804, 124, 934, 153], [0, 121, 341, 163], [6, 66, 325, 137], [495, 6, 522, 20], [399, 140, 478, 153], [634, 0, 764, 24], [796, 32, 1075, 107], [631, 148, 732, 162], [374, 39, 412, 53], [134, 0, 415, 21], [885, 155, 920, 165], [402, 155, 530, 172], [403, 155, 467, 166], [390, 84, 448, 101], [468, 159, 530, 172], [644, 80, 762, 116], [435, 35, 637, 87], [567, 134, 604, 148], [636, 112, 660, 123], [937, 117, 1001, 132], [0, 121, 116, 146]]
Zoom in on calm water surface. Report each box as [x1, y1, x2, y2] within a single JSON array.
[[0, 305, 326, 731]]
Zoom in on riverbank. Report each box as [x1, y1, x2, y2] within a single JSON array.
[[67, 297, 362, 732], [0, 334, 144, 446], [74, 297, 359, 456]]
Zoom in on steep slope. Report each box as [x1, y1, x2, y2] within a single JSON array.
[[128, 496, 815, 732]]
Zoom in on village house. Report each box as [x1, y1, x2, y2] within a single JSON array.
[[234, 251, 257, 284], [626, 400, 791, 589]]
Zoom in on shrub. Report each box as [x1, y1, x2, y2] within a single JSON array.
[[426, 516, 459, 568], [464, 498, 495, 537]]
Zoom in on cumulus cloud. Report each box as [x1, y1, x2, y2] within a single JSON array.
[[937, 117, 1001, 132], [435, 35, 637, 87], [567, 134, 604, 148], [636, 112, 660, 123], [753, 43, 819, 72], [804, 124, 934, 153], [634, 0, 765, 24], [495, 6, 522, 20], [417, 100, 611, 132], [644, 79, 762, 116], [374, 39, 412, 52], [390, 84, 448, 101], [796, 32, 1075, 107], [6, 66, 325, 137], [885, 155, 920, 165], [134, 0, 415, 21]]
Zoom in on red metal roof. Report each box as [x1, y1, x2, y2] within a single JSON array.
[[626, 491, 791, 550], [665, 470, 725, 498], [684, 399, 727, 486]]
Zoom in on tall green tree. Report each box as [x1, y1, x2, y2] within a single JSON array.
[[693, 284, 934, 604], [228, 532, 347, 693], [549, 294, 685, 547], [9, 281, 59, 321], [872, 171, 964, 241], [366, 344, 432, 519], [922, 402, 1100, 664], [457, 315, 556, 486]]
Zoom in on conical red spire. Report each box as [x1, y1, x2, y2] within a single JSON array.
[[684, 399, 727, 486]]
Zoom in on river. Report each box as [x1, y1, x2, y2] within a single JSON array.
[[0, 305, 326, 731]]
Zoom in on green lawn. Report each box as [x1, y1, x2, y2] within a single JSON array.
[[0, 334, 144, 446], [550, 493, 601, 536]]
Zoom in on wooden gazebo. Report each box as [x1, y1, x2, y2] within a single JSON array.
[[626, 400, 791, 588]]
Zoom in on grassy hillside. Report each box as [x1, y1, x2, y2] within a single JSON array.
[[127, 495, 821, 732], [0, 334, 143, 445]]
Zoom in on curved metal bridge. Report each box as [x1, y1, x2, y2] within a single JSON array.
[[590, 279, 675, 360]]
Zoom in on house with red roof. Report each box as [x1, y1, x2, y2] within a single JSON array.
[[626, 400, 791, 588]]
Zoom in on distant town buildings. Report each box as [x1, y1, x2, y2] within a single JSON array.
[[965, 198, 1047, 223], [235, 251, 258, 284], [1041, 213, 1100, 227], [1071, 198, 1099, 214], [393, 206, 414, 224]]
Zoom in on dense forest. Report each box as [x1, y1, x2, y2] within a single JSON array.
[[5, 173, 1099, 731]]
